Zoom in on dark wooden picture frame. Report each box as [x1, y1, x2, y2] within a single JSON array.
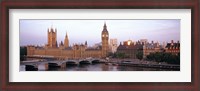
[[0, 0, 199, 91]]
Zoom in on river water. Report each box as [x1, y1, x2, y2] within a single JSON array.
[[21, 63, 175, 71]]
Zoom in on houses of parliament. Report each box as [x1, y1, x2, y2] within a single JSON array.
[[27, 23, 109, 59]]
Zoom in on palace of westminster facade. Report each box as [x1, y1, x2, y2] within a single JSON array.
[[27, 23, 109, 59], [27, 22, 180, 59]]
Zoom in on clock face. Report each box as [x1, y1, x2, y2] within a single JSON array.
[[102, 33, 108, 38]]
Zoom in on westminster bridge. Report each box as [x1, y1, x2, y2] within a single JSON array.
[[21, 55, 180, 71], [21, 55, 107, 71]]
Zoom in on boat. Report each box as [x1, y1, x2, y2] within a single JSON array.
[[112, 63, 118, 66]]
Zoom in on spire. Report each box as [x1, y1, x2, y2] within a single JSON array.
[[103, 22, 107, 30], [102, 22, 108, 33], [50, 26, 53, 32], [60, 41, 63, 45], [64, 31, 69, 48], [56, 41, 58, 47], [65, 31, 68, 38], [55, 28, 57, 33]]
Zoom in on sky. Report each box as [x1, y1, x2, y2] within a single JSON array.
[[20, 20, 180, 46]]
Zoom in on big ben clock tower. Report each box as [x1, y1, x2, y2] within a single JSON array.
[[101, 22, 109, 57]]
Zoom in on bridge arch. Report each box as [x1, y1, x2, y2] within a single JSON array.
[[79, 60, 90, 64], [91, 59, 100, 64], [66, 61, 77, 66]]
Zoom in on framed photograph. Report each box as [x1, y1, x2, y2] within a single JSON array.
[[1, 0, 199, 91]]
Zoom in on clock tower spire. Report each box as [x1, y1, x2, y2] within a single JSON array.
[[64, 31, 69, 48], [101, 22, 109, 57]]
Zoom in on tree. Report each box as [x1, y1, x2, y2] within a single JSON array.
[[118, 53, 125, 58], [146, 52, 180, 65], [154, 52, 163, 62], [108, 52, 114, 58], [146, 53, 154, 61], [116, 53, 126, 59], [112, 53, 117, 58], [20, 47, 27, 61], [136, 51, 143, 60]]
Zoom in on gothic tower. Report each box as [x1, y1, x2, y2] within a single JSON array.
[[47, 27, 57, 48], [101, 22, 109, 57], [64, 32, 69, 48]]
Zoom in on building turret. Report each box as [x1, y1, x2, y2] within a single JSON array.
[[59, 41, 64, 49], [47, 27, 57, 48], [101, 22, 109, 57], [64, 31, 69, 48], [56, 41, 58, 47], [85, 41, 87, 48]]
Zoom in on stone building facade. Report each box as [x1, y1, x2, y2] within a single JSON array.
[[109, 39, 118, 53], [165, 40, 180, 55], [143, 41, 164, 58], [46, 28, 57, 48], [116, 40, 178, 59], [27, 23, 109, 59], [116, 41, 143, 59]]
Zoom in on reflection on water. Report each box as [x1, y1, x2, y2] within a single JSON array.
[[21, 63, 174, 71]]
